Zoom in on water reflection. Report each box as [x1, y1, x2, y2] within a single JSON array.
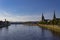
[[41, 28, 45, 38], [0, 24, 60, 40], [5, 27, 8, 29], [0, 26, 8, 40]]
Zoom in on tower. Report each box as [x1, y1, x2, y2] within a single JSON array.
[[53, 11, 57, 24], [42, 13, 45, 21], [53, 11, 56, 20], [5, 19, 6, 22]]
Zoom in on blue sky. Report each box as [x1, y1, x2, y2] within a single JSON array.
[[0, 0, 60, 22]]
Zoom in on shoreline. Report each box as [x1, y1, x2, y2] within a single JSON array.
[[19, 23, 60, 35], [38, 24, 60, 35]]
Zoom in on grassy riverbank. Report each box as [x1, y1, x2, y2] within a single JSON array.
[[38, 24, 60, 34]]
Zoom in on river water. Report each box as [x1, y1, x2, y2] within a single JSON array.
[[0, 24, 60, 40]]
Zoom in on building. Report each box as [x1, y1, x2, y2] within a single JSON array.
[[52, 11, 60, 24], [41, 13, 50, 23], [40, 11, 60, 24], [41, 13, 45, 22], [53, 11, 60, 21]]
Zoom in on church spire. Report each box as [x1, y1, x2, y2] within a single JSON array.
[[53, 11, 56, 20], [42, 13, 45, 21]]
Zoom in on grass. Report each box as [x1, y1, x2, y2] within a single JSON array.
[[38, 24, 60, 34]]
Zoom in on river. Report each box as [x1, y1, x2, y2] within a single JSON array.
[[0, 24, 60, 40]]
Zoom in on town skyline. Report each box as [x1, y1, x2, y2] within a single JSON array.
[[0, 0, 60, 22], [0, 11, 59, 22]]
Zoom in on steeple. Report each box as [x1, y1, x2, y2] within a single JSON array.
[[42, 13, 45, 21], [5, 19, 6, 21], [53, 11, 56, 20]]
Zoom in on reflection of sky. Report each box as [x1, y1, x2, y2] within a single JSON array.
[[0, 0, 60, 22], [0, 24, 59, 40]]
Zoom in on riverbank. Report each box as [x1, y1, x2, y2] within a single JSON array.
[[38, 24, 60, 34]]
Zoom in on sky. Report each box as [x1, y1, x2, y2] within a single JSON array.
[[0, 0, 60, 22]]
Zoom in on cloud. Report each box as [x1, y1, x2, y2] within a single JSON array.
[[0, 10, 55, 22], [0, 11, 41, 22]]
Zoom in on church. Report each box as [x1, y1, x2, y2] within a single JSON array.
[[41, 11, 60, 24]]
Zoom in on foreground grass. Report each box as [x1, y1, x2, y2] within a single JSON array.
[[38, 24, 60, 34]]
